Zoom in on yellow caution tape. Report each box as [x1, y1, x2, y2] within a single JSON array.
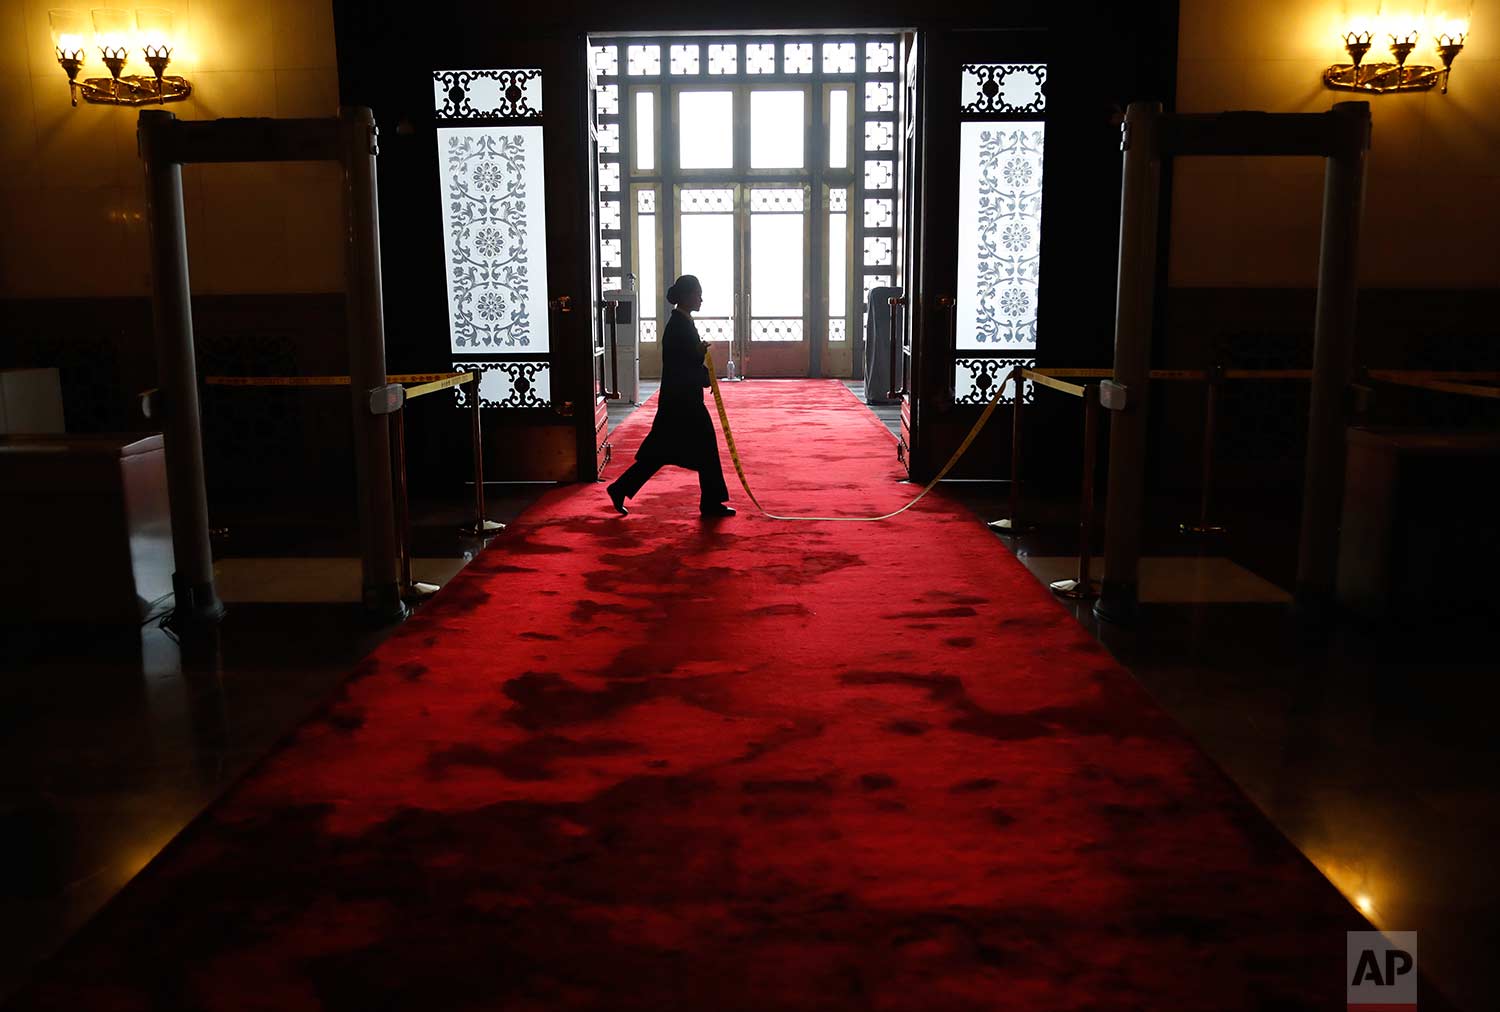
[[404, 371, 475, 400], [705, 349, 1008, 522], [204, 372, 471, 388], [1023, 369, 1088, 398]]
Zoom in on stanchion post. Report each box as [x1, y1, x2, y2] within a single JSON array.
[[1052, 383, 1101, 599], [390, 403, 439, 603], [1095, 101, 1163, 625], [988, 366, 1026, 535], [462, 373, 504, 537], [1182, 365, 1227, 535]]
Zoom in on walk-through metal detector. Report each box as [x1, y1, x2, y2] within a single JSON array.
[[139, 108, 404, 625], [1094, 101, 1371, 625]]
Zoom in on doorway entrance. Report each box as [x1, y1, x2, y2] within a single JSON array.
[[589, 35, 903, 380]]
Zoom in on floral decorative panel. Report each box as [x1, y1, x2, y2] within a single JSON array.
[[600, 200, 621, 232], [863, 236, 893, 266], [597, 123, 619, 153], [751, 319, 804, 342], [453, 360, 551, 408], [866, 41, 896, 74], [783, 43, 813, 74], [864, 159, 894, 190], [596, 84, 618, 116], [750, 188, 805, 213], [601, 238, 621, 269], [865, 121, 895, 152], [637, 189, 657, 213], [829, 187, 849, 213], [590, 45, 618, 77], [669, 44, 700, 75], [863, 198, 893, 229], [865, 81, 894, 112], [681, 188, 735, 213], [960, 64, 1047, 115], [434, 70, 543, 119], [436, 126, 551, 353], [708, 44, 737, 75], [822, 42, 856, 74], [698, 318, 734, 341], [955, 122, 1044, 350], [746, 43, 775, 74], [639, 318, 658, 343], [626, 45, 661, 76], [828, 318, 847, 342], [598, 161, 620, 194], [954, 357, 1034, 405]]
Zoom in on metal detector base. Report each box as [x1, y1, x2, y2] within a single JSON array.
[[462, 519, 505, 537], [1050, 578, 1100, 600], [1180, 523, 1228, 535]]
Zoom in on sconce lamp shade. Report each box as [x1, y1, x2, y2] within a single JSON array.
[[135, 7, 174, 60], [90, 8, 134, 64], [48, 9, 89, 63]]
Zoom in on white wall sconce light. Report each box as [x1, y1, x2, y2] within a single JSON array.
[[1325, 1, 1471, 94], [49, 7, 192, 107]]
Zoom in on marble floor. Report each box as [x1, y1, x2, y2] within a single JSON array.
[[2, 387, 1494, 1010]]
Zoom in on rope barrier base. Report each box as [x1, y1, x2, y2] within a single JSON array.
[[1049, 577, 1100, 601]]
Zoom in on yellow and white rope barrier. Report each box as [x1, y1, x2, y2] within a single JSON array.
[[704, 349, 1009, 522]]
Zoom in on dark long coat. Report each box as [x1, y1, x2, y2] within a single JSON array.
[[634, 311, 724, 476]]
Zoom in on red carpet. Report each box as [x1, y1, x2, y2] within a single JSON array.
[[13, 381, 1371, 1010]]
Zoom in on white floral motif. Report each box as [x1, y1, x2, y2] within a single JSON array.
[[445, 132, 535, 349], [965, 125, 1044, 347]]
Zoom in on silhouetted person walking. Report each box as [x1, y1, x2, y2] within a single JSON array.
[[607, 275, 735, 518]]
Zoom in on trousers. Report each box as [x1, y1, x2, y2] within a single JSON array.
[[611, 455, 729, 506]]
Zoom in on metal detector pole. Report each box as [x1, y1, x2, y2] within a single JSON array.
[[139, 109, 224, 625], [1095, 101, 1163, 625], [1295, 101, 1370, 620]]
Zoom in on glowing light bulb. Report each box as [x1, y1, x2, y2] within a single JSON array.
[[1357, 894, 1374, 913]]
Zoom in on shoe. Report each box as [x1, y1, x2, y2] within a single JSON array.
[[700, 503, 736, 517], [607, 483, 628, 516]]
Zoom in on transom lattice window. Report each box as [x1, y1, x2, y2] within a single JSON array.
[[590, 34, 901, 372]]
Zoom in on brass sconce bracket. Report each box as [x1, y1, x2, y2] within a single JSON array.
[[1325, 32, 1466, 95], [1323, 61, 1451, 94], [68, 72, 192, 107]]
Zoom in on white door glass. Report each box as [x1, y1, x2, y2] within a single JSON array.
[[829, 89, 848, 168], [750, 90, 805, 169], [679, 210, 735, 325], [750, 212, 803, 325], [634, 91, 655, 171], [678, 91, 734, 169], [829, 210, 847, 318]]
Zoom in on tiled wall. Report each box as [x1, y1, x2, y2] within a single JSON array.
[[1172, 0, 1499, 288], [0, 0, 343, 297]]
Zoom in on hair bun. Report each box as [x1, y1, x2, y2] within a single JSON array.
[[666, 281, 681, 305]]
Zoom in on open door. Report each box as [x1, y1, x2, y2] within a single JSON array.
[[907, 32, 1048, 480], [433, 35, 604, 482]]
